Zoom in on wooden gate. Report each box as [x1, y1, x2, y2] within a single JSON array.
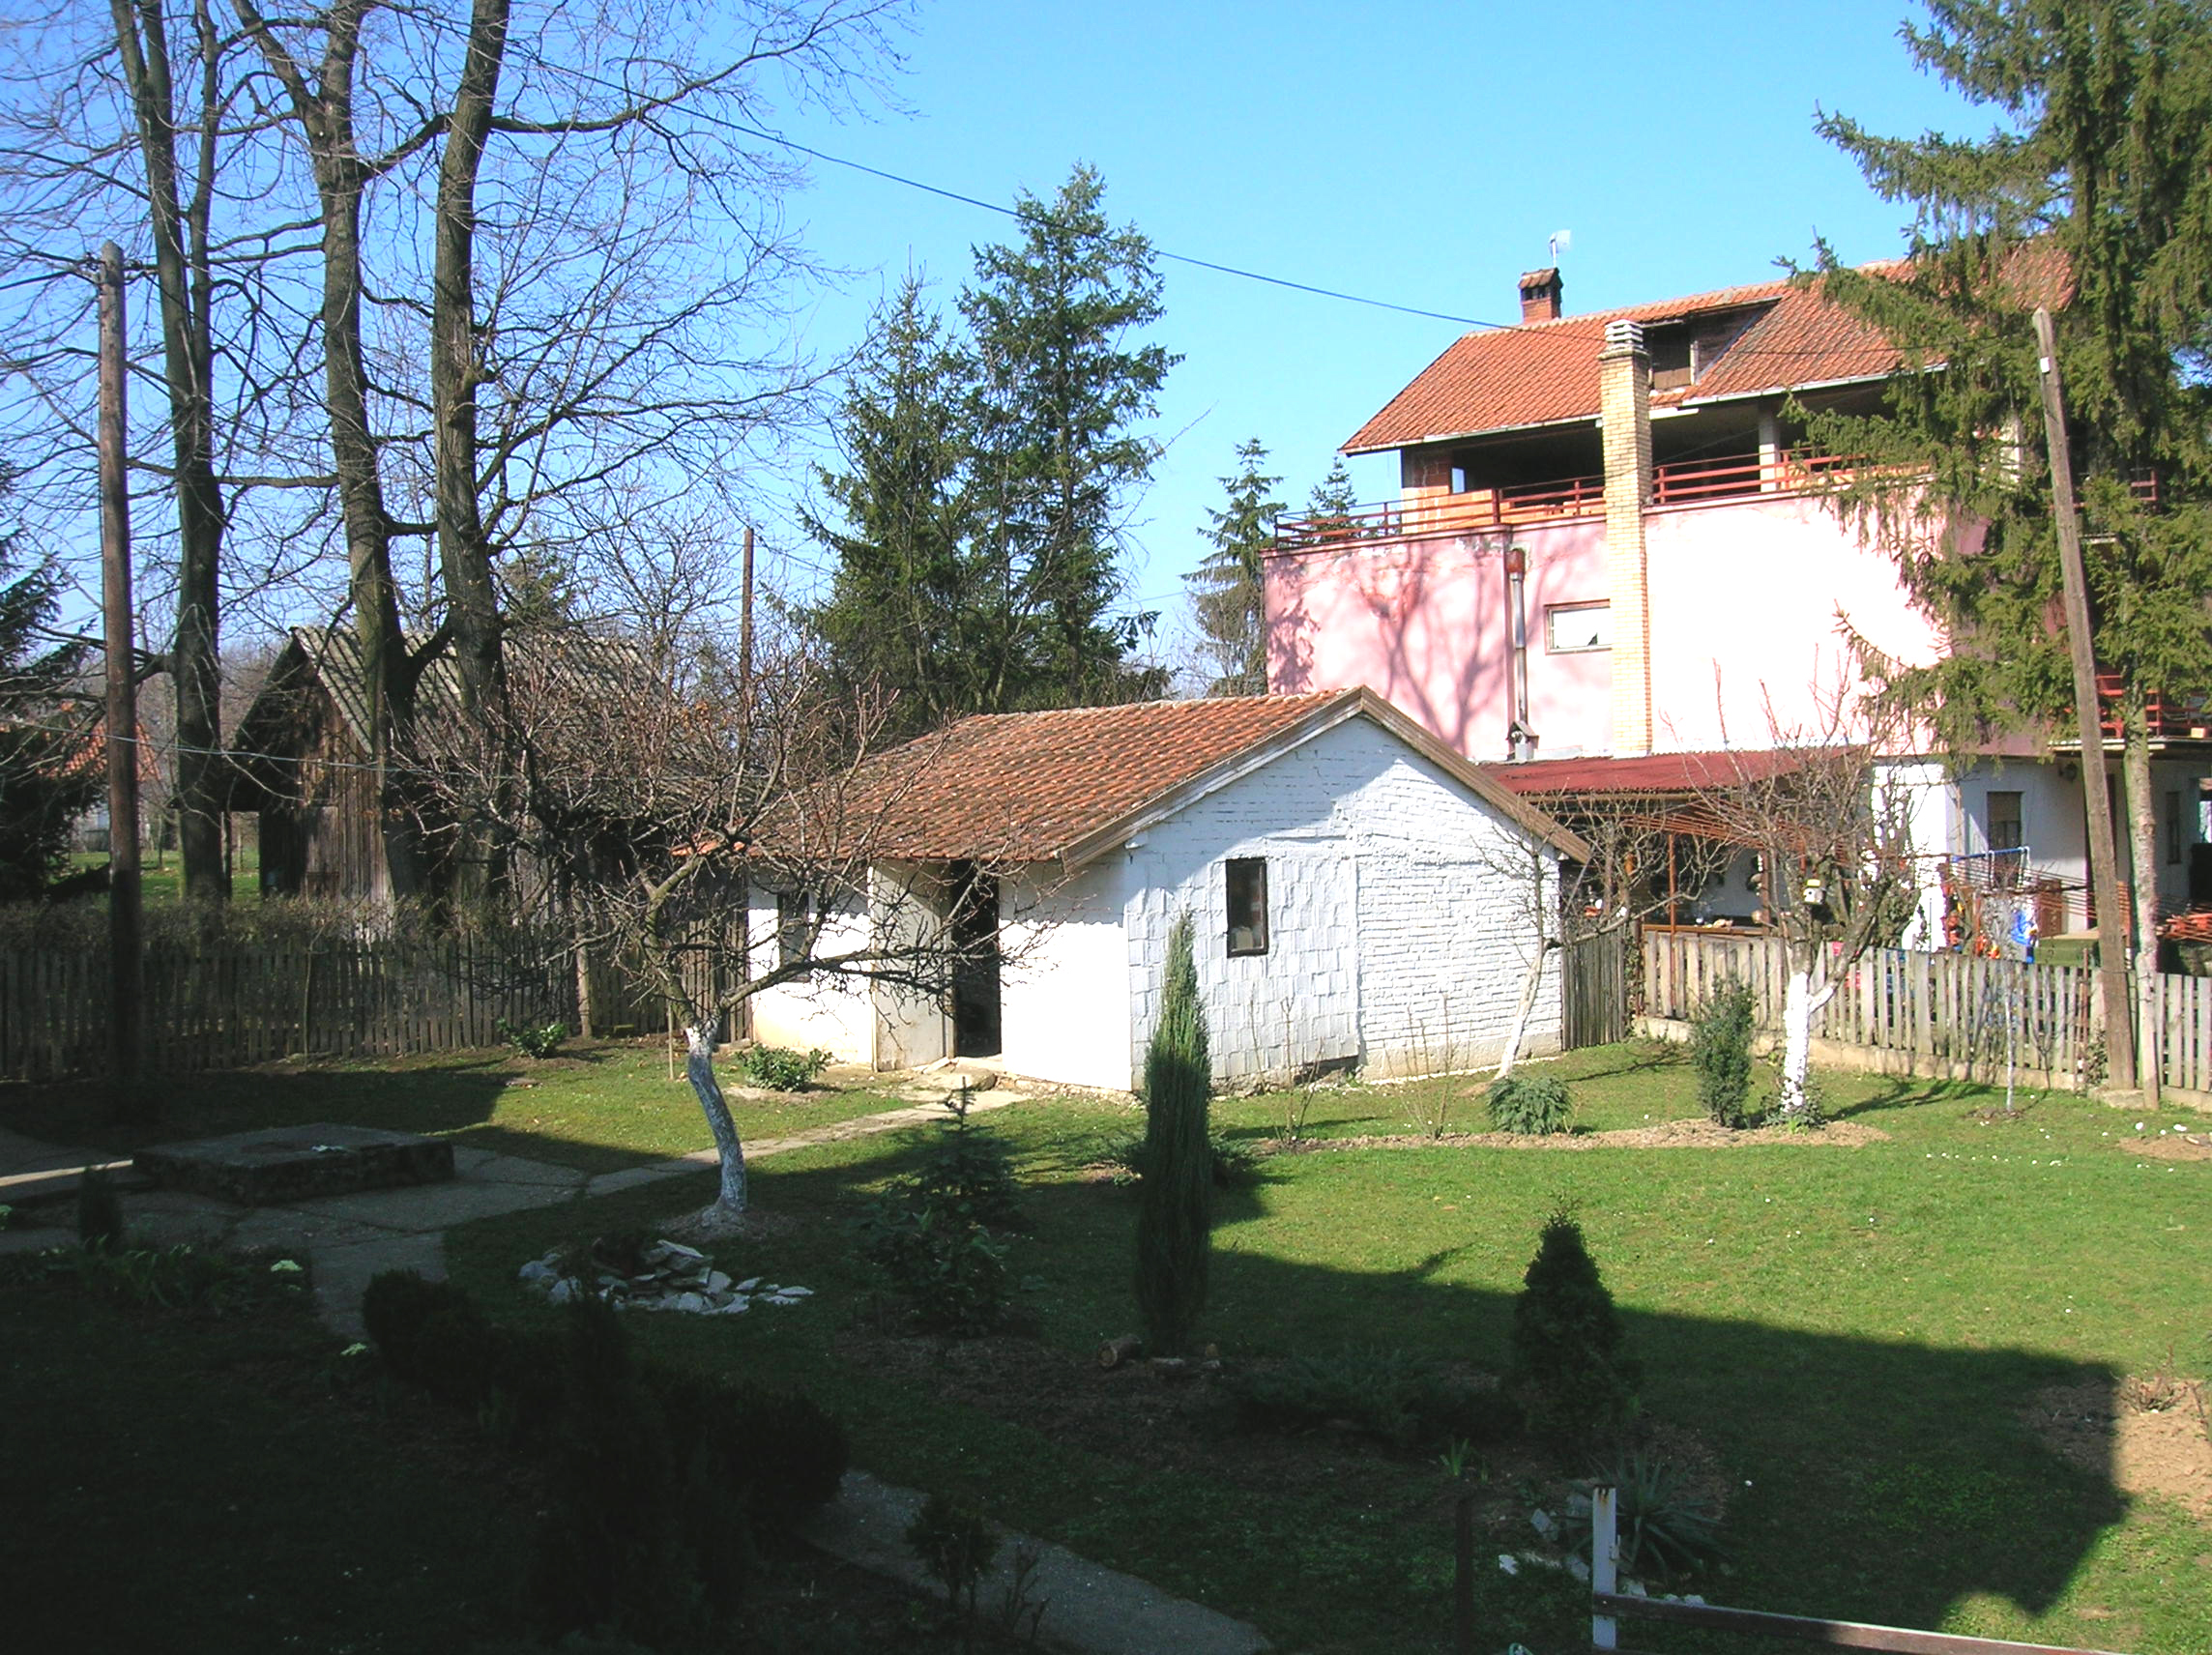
[[1561, 929, 1628, 1049]]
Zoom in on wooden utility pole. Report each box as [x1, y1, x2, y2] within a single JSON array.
[[738, 523, 755, 693], [99, 243, 145, 1102], [2034, 306, 2136, 1090]]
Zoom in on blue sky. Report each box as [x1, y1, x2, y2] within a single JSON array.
[[762, 0, 1985, 651]]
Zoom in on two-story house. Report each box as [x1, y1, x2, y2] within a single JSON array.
[[1265, 265, 2212, 946]]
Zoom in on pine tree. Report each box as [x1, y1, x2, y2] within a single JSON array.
[[800, 277, 982, 737], [1134, 913, 1212, 1357], [1810, 0, 2212, 1091], [1185, 438, 1284, 696], [1306, 455, 1359, 535], [959, 163, 1179, 712], [0, 494, 97, 899]]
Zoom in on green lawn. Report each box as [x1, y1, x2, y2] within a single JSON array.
[[426, 1044, 2212, 1654], [0, 1039, 915, 1174]]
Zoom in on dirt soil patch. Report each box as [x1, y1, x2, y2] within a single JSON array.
[[2024, 1379, 2212, 1518], [1266, 1118, 1890, 1154], [2128, 1130, 2212, 1163]]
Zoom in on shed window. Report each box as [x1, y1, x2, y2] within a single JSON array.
[[1984, 792, 2023, 854], [776, 892, 809, 969], [1226, 858, 1269, 957]]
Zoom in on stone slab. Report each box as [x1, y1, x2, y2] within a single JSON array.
[[310, 1232, 447, 1340], [286, 1176, 572, 1231], [801, 1471, 1268, 1655], [136, 1123, 453, 1206]]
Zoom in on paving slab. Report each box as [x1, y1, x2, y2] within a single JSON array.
[[801, 1471, 1269, 1655], [450, 1147, 589, 1187], [288, 1174, 577, 1232], [136, 1122, 453, 1205], [311, 1232, 447, 1339]]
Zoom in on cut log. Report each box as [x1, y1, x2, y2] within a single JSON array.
[[1095, 1334, 1143, 1369]]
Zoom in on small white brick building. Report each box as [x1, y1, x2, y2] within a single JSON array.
[[746, 689, 1589, 1092]]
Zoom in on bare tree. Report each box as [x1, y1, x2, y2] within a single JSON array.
[[1693, 691, 1921, 1118]]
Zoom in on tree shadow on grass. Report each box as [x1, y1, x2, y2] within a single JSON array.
[[671, 1133, 2133, 1650]]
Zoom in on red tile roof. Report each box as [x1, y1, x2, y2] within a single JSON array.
[[1479, 747, 1822, 798], [830, 689, 1587, 866], [1343, 270, 1903, 453]]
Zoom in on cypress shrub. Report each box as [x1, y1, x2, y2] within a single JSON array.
[[1508, 1212, 1640, 1452], [1692, 980, 1758, 1127], [1135, 913, 1212, 1357], [359, 1270, 509, 1410]]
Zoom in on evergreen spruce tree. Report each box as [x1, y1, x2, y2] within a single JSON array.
[[1508, 1212, 1639, 1452], [1134, 913, 1212, 1357], [1306, 455, 1359, 535], [1809, 1, 2212, 1085], [1184, 439, 1284, 696], [805, 167, 1177, 726], [0, 493, 97, 898], [800, 277, 981, 737]]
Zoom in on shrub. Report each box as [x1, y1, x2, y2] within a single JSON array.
[[526, 1298, 705, 1646], [75, 1166, 124, 1250], [360, 1270, 513, 1409], [1569, 1451, 1725, 1580], [897, 1089, 1026, 1232], [648, 1369, 850, 1535], [1487, 1072, 1574, 1135], [496, 1017, 568, 1060], [1692, 981, 1758, 1127], [857, 1195, 1013, 1337], [1228, 1348, 1511, 1450], [1135, 913, 1212, 1357], [1508, 1212, 1640, 1453], [1106, 1129, 1255, 1189], [905, 1491, 1000, 1628], [737, 1044, 831, 1089], [62, 1241, 275, 1313]]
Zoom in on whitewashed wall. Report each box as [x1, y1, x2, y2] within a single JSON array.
[[743, 886, 876, 1064], [998, 859, 1131, 1090], [1122, 716, 1561, 1089]]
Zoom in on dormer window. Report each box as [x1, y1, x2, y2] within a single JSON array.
[[1647, 326, 1693, 392]]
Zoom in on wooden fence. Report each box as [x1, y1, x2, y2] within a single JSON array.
[[1562, 929, 1630, 1050], [0, 929, 742, 1082], [1642, 928, 2212, 1093]]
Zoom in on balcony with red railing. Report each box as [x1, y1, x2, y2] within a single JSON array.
[[1272, 449, 1867, 553], [2053, 670, 2212, 746]]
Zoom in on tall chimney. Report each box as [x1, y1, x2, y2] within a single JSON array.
[[1518, 267, 1563, 324], [1599, 318, 1653, 756]]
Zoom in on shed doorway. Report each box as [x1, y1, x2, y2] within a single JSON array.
[[948, 862, 1002, 1058]]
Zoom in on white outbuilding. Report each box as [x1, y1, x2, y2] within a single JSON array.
[[745, 688, 1590, 1092]]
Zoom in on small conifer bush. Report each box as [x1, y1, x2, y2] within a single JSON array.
[[1486, 1072, 1574, 1135], [1692, 980, 1758, 1127], [75, 1165, 124, 1250], [1134, 913, 1212, 1357], [1508, 1211, 1640, 1452]]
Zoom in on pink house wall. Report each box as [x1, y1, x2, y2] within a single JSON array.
[[1265, 495, 1946, 761], [1265, 516, 1611, 763]]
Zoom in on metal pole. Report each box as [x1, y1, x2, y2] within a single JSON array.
[[739, 522, 755, 694], [1592, 1483, 1618, 1651], [2034, 306, 2136, 1090], [99, 243, 145, 1103]]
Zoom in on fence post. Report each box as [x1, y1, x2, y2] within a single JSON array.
[[1592, 1482, 1618, 1650]]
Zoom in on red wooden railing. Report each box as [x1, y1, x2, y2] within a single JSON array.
[[2081, 669, 2212, 742]]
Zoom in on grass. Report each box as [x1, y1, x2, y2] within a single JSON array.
[[67, 848, 263, 905], [0, 1038, 915, 1174], [426, 1043, 2212, 1655]]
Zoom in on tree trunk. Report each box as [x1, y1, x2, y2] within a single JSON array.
[[431, 0, 514, 909], [684, 1019, 747, 1216], [235, 0, 421, 899], [1494, 941, 1554, 1080], [111, 0, 228, 900], [1775, 968, 1835, 1120], [2121, 695, 2162, 1104]]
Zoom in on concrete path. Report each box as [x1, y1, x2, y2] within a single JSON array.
[[0, 1080, 1272, 1654]]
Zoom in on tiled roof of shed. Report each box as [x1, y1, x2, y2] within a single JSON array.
[[1343, 271, 1902, 453], [835, 689, 1587, 866], [1479, 748, 1820, 798]]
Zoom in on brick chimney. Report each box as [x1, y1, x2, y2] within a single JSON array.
[[1599, 318, 1653, 756], [1518, 267, 1563, 324]]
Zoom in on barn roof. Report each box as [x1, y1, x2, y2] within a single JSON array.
[[829, 688, 1590, 868]]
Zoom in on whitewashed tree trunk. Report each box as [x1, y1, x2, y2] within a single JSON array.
[[1774, 969, 1838, 1120], [1494, 942, 1554, 1080], [684, 1019, 747, 1216]]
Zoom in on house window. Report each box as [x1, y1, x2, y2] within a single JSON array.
[[1226, 858, 1269, 957], [1984, 792, 2023, 853], [776, 891, 808, 969], [2167, 791, 2184, 864], [1546, 601, 1611, 653]]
